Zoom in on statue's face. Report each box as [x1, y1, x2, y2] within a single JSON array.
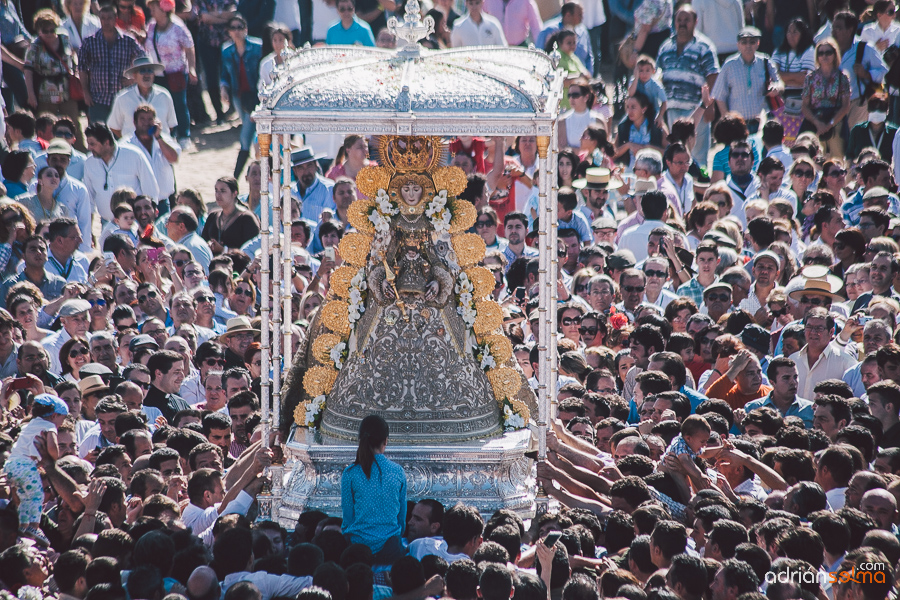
[[400, 182, 424, 206]]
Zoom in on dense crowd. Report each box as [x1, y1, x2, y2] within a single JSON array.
[[0, 0, 898, 599]]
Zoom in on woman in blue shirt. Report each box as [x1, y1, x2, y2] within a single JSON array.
[[341, 414, 407, 564], [613, 92, 664, 170]]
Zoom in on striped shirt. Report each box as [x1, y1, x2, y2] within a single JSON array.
[[712, 52, 782, 120], [657, 34, 719, 111]]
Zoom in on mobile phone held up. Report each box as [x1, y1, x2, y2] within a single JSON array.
[[543, 531, 562, 547], [147, 247, 163, 264]]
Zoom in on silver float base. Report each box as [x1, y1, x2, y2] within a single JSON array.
[[270, 426, 536, 528]]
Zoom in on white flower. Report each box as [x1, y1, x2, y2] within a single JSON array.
[[17, 587, 41, 600], [376, 190, 398, 216], [305, 396, 327, 427], [330, 342, 347, 370], [480, 354, 497, 371]]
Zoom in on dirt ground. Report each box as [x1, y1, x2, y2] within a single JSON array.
[[172, 118, 244, 199]]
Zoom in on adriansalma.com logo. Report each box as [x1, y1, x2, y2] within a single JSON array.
[[764, 562, 889, 586]]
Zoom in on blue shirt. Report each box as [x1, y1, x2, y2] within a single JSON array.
[[341, 454, 407, 553], [558, 210, 592, 244], [292, 174, 336, 223], [325, 17, 375, 46], [743, 392, 815, 429], [535, 19, 593, 73]]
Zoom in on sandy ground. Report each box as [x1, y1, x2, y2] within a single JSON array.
[[172, 117, 244, 198]]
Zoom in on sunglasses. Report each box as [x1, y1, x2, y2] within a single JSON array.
[[818, 49, 836, 56], [174, 259, 187, 267], [575, 284, 589, 294], [700, 337, 716, 345], [705, 293, 731, 302], [644, 269, 667, 278], [88, 298, 107, 307], [54, 131, 74, 139], [233, 288, 254, 297], [68, 347, 89, 358], [623, 285, 645, 293], [769, 306, 788, 317], [568, 91, 583, 98], [138, 291, 158, 303], [561, 317, 582, 326], [475, 220, 495, 228], [132, 380, 151, 389], [793, 169, 814, 178], [578, 326, 599, 336], [828, 169, 847, 177], [195, 295, 215, 303], [116, 323, 135, 331], [799, 296, 827, 305], [204, 358, 226, 367], [731, 152, 751, 159]]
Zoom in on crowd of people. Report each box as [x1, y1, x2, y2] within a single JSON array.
[[0, 0, 899, 598]]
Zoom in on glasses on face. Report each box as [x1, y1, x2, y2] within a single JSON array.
[[561, 317, 582, 326], [88, 298, 107, 307], [475, 220, 495, 228], [731, 152, 751, 159], [828, 169, 847, 177], [68, 347, 89, 358], [700, 337, 717, 346], [229, 23, 246, 30], [575, 284, 589, 294], [806, 324, 828, 333], [769, 306, 788, 317], [138, 68, 155, 75], [55, 130, 74, 139], [793, 169, 814, 178], [338, 5, 353, 11], [233, 287, 254, 297], [799, 296, 827, 306], [195, 295, 215, 303], [185, 270, 203, 278], [568, 91, 583, 98], [578, 326, 599, 336], [204, 358, 226, 367], [173, 259, 187, 267], [40, 28, 55, 34], [133, 380, 151, 389], [623, 285, 645, 293], [138, 290, 158, 303], [705, 293, 731, 302], [116, 322, 135, 331], [644, 269, 667, 278]]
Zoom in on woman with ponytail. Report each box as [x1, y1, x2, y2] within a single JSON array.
[[341, 414, 407, 564]]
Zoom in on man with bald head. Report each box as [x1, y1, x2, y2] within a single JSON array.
[[860, 489, 898, 531], [188, 566, 221, 600]]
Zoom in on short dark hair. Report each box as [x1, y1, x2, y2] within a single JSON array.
[[85, 122, 115, 146], [147, 350, 182, 380], [443, 503, 484, 548], [649, 520, 687, 560], [707, 520, 748, 560], [718, 559, 759, 595], [641, 190, 667, 221]]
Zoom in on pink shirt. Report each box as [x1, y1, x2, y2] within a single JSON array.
[[483, 0, 542, 46]]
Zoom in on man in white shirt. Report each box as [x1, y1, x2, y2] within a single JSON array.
[[182, 454, 267, 546], [408, 503, 484, 563], [618, 190, 685, 263], [107, 56, 177, 139], [815, 446, 853, 510], [789, 307, 858, 399], [127, 104, 180, 200], [215, 527, 313, 600], [43, 299, 91, 375], [451, 0, 507, 47], [83, 122, 159, 222]]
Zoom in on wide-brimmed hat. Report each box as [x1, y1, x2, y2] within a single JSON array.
[[573, 168, 623, 191], [630, 178, 657, 195], [291, 146, 324, 167], [220, 316, 260, 339], [78, 375, 110, 398], [124, 56, 165, 78], [788, 265, 844, 301]]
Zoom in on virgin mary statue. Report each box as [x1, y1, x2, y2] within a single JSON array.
[[284, 136, 535, 444]]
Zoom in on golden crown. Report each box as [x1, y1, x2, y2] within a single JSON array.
[[378, 136, 444, 173]]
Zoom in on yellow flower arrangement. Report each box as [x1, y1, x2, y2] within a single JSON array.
[[355, 166, 391, 198], [473, 299, 503, 334], [449, 199, 477, 233], [452, 233, 486, 267], [338, 232, 374, 267], [465, 267, 495, 299], [347, 200, 376, 234], [321, 300, 351, 335], [487, 366, 521, 402], [303, 366, 338, 397], [481, 334, 513, 365], [293, 402, 307, 426], [329, 266, 357, 298], [510, 398, 531, 422], [312, 333, 344, 364]]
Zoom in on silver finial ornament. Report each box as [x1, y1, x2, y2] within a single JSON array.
[[387, 0, 434, 57]]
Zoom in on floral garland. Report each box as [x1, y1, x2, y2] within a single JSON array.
[[425, 190, 452, 236]]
